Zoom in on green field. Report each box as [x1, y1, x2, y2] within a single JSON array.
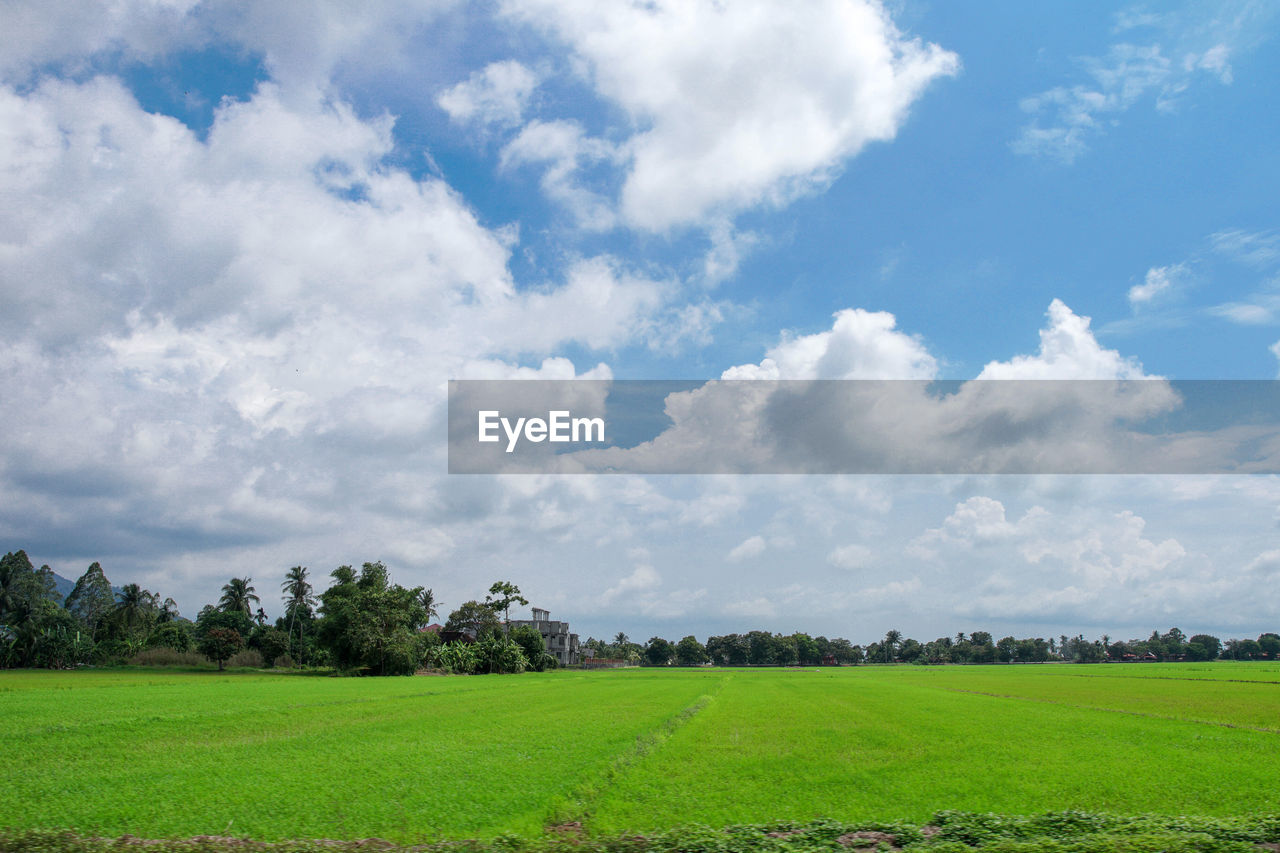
[[5, 664, 1280, 842]]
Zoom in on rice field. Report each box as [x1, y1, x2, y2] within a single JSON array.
[[4, 663, 1279, 842]]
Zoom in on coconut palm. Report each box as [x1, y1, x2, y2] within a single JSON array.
[[280, 566, 316, 659], [418, 588, 438, 626], [883, 629, 903, 662], [219, 577, 260, 616]]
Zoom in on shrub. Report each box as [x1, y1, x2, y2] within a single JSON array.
[[227, 648, 265, 668], [128, 648, 208, 667]]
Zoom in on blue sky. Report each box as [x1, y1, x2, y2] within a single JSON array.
[[2, 0, 1279, 645]]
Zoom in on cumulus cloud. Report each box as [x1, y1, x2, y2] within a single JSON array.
[[499, 0, 958, 230], [977, 300, 1151, 379], [721, 308, 937, 380], [909, 497, 1189, 624], [438, 60, 540, 128], [553, 301, 1198, 476], [0, 75, 692, 610], [727, 535, 767, 563]]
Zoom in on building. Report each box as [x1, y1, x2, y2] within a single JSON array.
[[509, 607, 580, 666]]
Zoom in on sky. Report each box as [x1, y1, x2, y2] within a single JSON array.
[[2, 0, 1279, 646]]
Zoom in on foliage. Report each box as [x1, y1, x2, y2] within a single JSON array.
[[644, 636, 674, 666], [484, 580, 528, 628], [316, 562, 426, 675], [64, 562, 116, 641], [510, 624, 554, 671], [473, 633, 528, 674], [219, 576, 261, 617], [129, 647, 209, 667], [251, 626, 291, 667], [197, 627, 245, 670], [428, 640, 479, 673], [445, 599, 503, 640], [675, 635, 709, 666]]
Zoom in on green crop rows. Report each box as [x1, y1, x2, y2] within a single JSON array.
[[4, 664, 1279, 842]]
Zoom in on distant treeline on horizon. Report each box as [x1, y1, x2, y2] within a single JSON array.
[[2, 549, 1277, 673]]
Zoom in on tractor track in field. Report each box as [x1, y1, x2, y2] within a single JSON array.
[[925, 685, 1280, 735], [543, 674, 732, 834]]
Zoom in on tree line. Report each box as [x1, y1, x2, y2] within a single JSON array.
[[597, 626, 1280, 666], [4, 548, 1278, 673], [0, 549, 555, 675]]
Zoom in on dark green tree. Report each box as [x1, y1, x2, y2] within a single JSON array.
[[199, 627, 245, 671], [644, 636, 674, 666], [445, 600, 503, 639], [675, 635, 709, 666], [510, 624, 554, 671], [316, 562, 426, 675]]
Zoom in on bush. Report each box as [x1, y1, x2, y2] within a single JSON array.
[[273, 654, 297, 669], [128, 648, 208, 667], [473, 634, 527, 674], [227, 648, 265, 668], [427, 641, 479, 674]]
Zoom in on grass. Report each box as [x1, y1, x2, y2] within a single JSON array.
[[3, 664, 1280, 842]]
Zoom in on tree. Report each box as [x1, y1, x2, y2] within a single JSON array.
[[281, 566, 316, 662], [199, 627, 244, 671], [252, 626, 290, 667], [219, 577, 260, 617], [510, 624, 554, 671], [316, 562, 426, 675], [792, 633, 821, 665], [706, 633, 749, 666], [675, 635, 709, 666], [746, 630, 775, 665], [64, 562, 115, 641], [1257, 633, 1280, 660], [484, 581, 528, 630], [644, 636, 674, 666], [445, 600, 503, 640], [882, 629, 903, 663], [1189, 634, 1222, 661], [112, 583, 158, 651], [418, 588, 438, 627]]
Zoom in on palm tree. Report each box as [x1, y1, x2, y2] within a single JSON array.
[[280, 567, 315, 660], [114, 584, 157, 649], [219, 577, 260, 616], [418, 588, 438, 626], [883, 629, 903, 662]]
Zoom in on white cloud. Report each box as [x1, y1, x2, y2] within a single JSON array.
[[438, 60, 540, 128], [727, 535, 767, 563], [500, 0, 958, 230], [827, 543, 872, 570], [500, 119, 619, 230], [721, 308, 938, 379], [1211, 228, 1280, 268], [1012, 3, 1270, 164], [978, 299, 1151, 379], [1128, 263, 1185, 305]]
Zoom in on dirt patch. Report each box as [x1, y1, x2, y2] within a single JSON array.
[[836, 830, 899, 849]]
